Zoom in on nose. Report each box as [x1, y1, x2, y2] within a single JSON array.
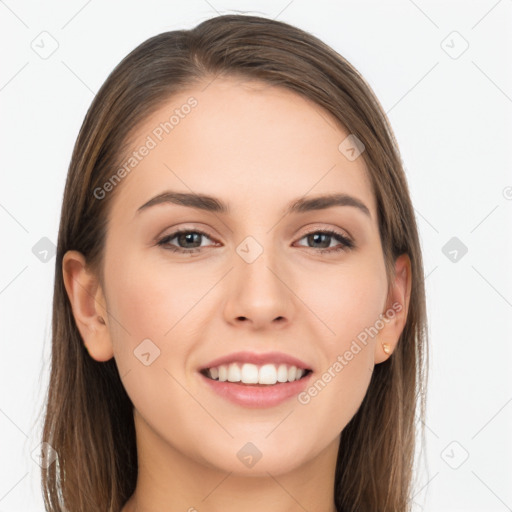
[[223, 246, 294, 331]]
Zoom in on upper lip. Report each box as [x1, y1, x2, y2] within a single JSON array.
[[199, 351, 313, 371]]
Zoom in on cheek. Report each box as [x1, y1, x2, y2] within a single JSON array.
[[104, 250, 226, 388], [106, 252, 210, 340], [104, 253, 209, 423], [296, 257, 387, 348], [292, 258, 386, 423]]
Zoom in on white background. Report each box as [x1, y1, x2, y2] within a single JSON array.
[[1, 1, 511, 510]]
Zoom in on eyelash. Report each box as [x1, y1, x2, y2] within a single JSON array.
[[156, 228, 355, 255]]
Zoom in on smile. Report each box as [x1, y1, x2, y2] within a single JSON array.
[[199, 367, 313, 408], [201, 363, 311, 385]]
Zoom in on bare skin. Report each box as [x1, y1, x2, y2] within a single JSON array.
[[63, 76, 411, 512]]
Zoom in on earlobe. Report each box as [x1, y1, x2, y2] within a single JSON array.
[[62, 250, 114, 362], [374, 253, 412, 364]]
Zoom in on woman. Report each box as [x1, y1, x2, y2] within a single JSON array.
[[41, 13, 429, 512]]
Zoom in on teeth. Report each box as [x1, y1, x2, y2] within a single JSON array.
[[277, 364, 288, 382], [227, 362, 241, 382], [206, 363, 308, 384], [259, 364, 277, 385]]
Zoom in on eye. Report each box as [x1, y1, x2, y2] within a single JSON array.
[[294, 229, 354, 253], [156, 229, 218, 254], [156, 228, 355, 255]]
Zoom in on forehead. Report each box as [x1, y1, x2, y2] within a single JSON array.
[[106, 77, 376, 223]]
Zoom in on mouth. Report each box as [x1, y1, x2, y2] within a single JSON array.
[[199, 363, 313, 386], [197, 351, 314, 407]]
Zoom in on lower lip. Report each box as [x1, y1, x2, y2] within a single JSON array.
[[199, 371, 313, 408]]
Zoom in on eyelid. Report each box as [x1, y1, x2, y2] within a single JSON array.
[[156, 227, 218, 249], [155, 223, 218, 243], [156, 225, 355, 256], [294, 223, 353, 242], [157, 222, 353, 242]]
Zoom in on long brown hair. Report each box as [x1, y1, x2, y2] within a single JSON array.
[[41, 14, 429, 511]]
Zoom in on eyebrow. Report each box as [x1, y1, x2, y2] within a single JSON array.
[[136, 190, 371, 219]]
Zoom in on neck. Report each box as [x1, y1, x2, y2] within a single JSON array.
[[121, 411, 339, 512]]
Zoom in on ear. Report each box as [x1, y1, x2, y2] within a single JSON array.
[[374, 253, 412, 364], [62, 250, 114, 362]]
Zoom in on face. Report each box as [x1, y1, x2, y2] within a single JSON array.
[[66, 76, 409, 478]]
